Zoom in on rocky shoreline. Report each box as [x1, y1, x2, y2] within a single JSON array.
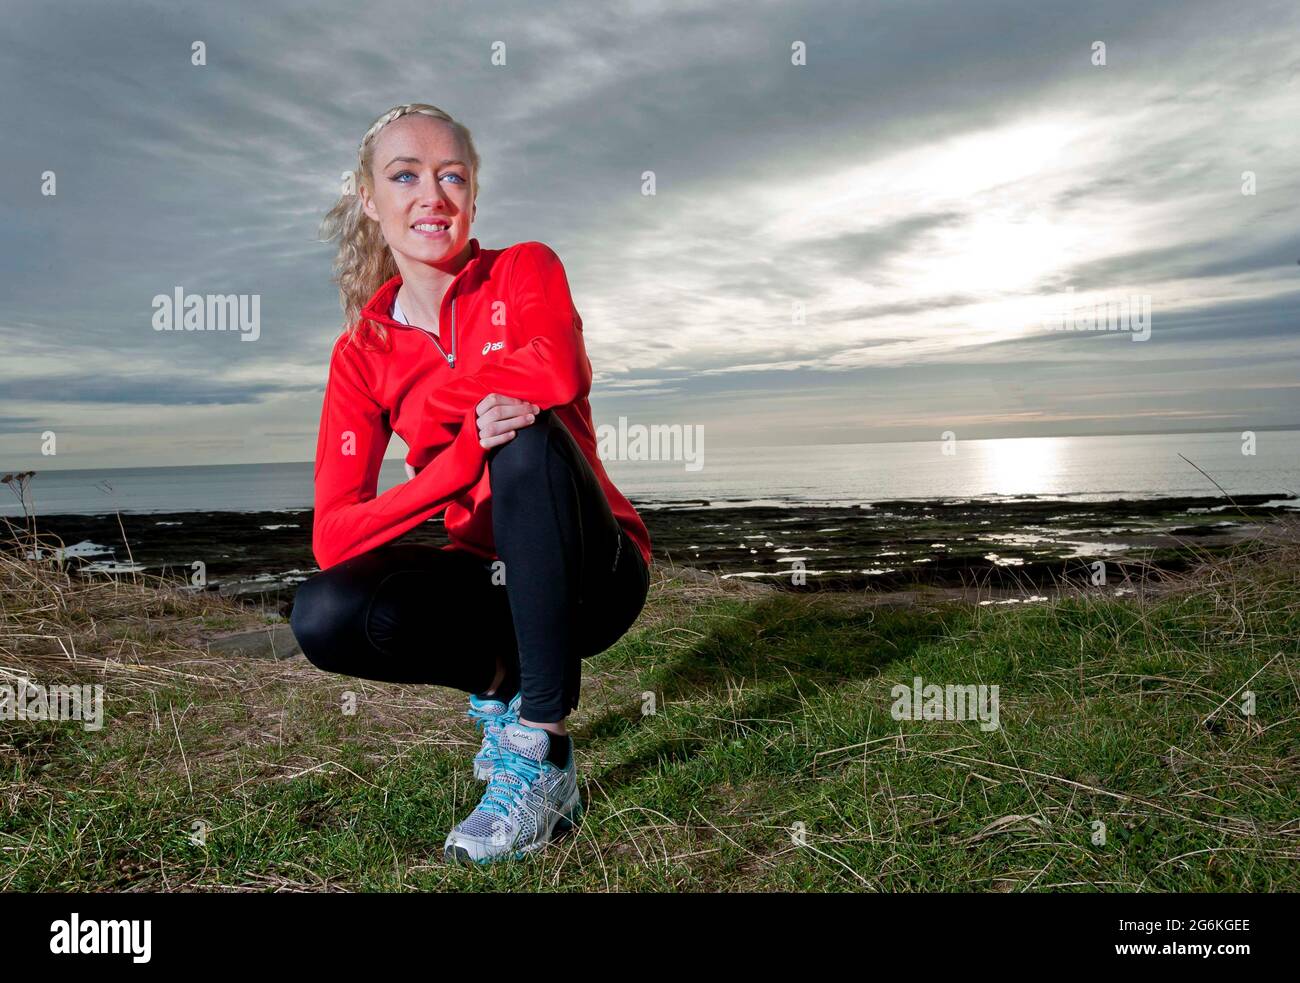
[[9, 493, 1295, 614]]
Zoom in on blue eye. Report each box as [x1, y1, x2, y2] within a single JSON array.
[[442, 173, 466, 184], [391, 171, 415, 183]]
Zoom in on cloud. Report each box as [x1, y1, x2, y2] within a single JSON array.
[[1, 0, 1297, 469], [0, 373, 317, 406]]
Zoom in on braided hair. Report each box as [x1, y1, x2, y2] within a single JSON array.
[[319, 103, 481, 344]]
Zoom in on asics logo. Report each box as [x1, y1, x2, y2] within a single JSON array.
[[481, 340, 504, 355]]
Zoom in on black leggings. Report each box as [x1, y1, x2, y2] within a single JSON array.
[[289, 409, 650, 722]]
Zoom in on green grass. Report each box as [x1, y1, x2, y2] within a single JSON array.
[[2, 530, 1297, 891]]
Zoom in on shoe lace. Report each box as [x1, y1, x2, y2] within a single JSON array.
[[476, 746, 544, 818], [466, 701, 502, 734]]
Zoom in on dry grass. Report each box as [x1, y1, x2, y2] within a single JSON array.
[[1, 514, 1297, 891]]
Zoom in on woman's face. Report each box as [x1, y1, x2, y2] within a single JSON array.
[[360, 115, 476, 268]]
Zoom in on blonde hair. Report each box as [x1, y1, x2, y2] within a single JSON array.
[[319, 103, 481, 344]]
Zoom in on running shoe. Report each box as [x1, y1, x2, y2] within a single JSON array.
[[444, 721, 582, 864], [467, 691, 522, 781]]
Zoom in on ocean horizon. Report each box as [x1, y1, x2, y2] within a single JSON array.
[[3, 429, 1297, 518]]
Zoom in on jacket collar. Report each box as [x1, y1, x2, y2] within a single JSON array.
[[360, 237, 485, 329]]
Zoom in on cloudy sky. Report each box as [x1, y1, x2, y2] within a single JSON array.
[[2, 0, 1297, 471]]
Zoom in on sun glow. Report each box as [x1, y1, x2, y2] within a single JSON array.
[[970, 436, 1066, 496]]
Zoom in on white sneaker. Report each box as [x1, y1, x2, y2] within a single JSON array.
[[444, 721, 582, 864]]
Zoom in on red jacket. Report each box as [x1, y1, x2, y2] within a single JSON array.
[[309, 238, 652, 572]]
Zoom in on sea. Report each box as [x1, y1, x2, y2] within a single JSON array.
[[3, 430, 1297, 517]]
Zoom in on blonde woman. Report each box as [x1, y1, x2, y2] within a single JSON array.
[[290, 104, 652, 864]]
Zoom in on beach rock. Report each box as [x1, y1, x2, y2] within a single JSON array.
[[206, 624, 301, 661]]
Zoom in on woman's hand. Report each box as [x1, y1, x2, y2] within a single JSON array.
[[476, 393, 541, 449], [403, 394, 540, 476]]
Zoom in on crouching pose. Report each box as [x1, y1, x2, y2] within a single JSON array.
[[291, 103, 652, 864]]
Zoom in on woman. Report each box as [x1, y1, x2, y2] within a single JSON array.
[[290, 103, 653, 865]]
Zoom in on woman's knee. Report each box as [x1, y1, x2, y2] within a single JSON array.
[[487, 408, 570, 494], [289, 569, 370, 673]]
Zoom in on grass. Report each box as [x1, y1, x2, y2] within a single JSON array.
[[1, 519, 1297, 892]]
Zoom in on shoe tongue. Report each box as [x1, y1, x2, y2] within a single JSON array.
[[500, 722, 550, 762]]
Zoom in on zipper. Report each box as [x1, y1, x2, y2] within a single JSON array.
[[398, 295, 457, 369], [430, 297, 456, 368], [382, 243, 476, 367]]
